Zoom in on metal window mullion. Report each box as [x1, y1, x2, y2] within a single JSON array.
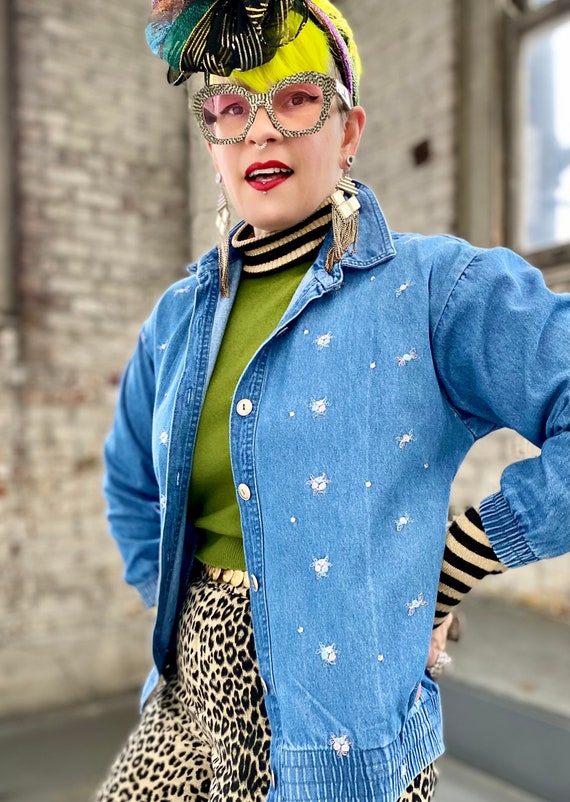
[[503, 8, 521, 251], [0, 0, 18, 329], [511, 0, 570, 34]]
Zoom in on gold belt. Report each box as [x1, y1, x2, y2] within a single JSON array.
[[203, 563, 251, 589]]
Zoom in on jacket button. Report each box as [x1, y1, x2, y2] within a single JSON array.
[[236, 398, 253, 416], [237, 483, 251, 501], [250, 574, 259, 592]]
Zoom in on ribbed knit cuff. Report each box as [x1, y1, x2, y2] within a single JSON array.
[[479, 491, 538, 568]]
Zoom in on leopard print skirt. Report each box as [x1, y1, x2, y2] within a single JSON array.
[[94, 571, 437, 801]]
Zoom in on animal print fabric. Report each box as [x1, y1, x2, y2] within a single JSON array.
[[94, 571, 436, 801]]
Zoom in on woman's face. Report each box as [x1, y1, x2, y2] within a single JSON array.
[[207, 80, 366, 235]]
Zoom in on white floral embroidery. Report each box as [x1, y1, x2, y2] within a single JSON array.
[[160, 494, 167, 510], [396, 430, 415, 449], [405, 593, 428, 616], [395, 513, 414, 531], [310, 556, 332, 579], [307, 473, 331, 495], [314, 332, 333, 350], [297, 626, 304, 634], [309, 397, 330, 417], [159, 431, 169, 446], [330, 733, 351, 758], [317, 643, 338, 665], [395, 280, 415, 297], [377, 654, 385, 662], [365, 481, 372, 488], [158, 341, 169, 352], [395, 348, 419, 367]]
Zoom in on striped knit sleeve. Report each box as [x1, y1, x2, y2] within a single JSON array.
[[433, 507, 507, 628]]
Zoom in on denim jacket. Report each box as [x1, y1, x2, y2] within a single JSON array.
[[104, 183, 569, 802]]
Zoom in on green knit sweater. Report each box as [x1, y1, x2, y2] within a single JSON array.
[[189, 204, 333, 569]]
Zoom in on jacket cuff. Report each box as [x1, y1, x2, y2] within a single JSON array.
[[136, 576, 159, 608], [479, 491, 537, 568]]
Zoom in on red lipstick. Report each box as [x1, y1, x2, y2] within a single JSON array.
[[245, 160, 293, 192]]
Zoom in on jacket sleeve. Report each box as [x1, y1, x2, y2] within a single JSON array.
[[432, 246, 570, 569], [103, 326, 161, 607]]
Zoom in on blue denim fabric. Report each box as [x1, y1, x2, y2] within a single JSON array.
[[104, 183, 569, 802]]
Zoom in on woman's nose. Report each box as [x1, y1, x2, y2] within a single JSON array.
[[246, 105, 283, 147]]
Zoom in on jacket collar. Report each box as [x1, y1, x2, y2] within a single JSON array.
[[190, 181, 397, 280]]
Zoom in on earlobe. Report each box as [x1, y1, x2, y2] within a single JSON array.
[[339, 106, 366, 171]]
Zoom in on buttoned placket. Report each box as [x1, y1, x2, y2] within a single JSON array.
[[228, 262, 346, 788]]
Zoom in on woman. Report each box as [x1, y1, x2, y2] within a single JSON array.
[[96, 2, 569, 801]]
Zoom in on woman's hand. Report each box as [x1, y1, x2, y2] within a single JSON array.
[[427, 612, 455, 679]]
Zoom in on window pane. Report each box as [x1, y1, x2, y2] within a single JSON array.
[[527, 0, 556, 8], [518, 14, 570, 251]]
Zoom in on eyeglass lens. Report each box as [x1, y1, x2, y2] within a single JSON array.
[[201, 82, 326, 139]]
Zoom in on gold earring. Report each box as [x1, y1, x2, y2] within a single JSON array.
[[325, 174, 360, 274], [215, 173, 231, 297]]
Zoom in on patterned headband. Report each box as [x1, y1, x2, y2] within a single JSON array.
[[146, 0, 359, 105]]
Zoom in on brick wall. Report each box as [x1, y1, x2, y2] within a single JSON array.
[[0, 0, 190, 715]]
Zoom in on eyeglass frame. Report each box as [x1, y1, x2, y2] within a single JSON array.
[[191, 71, 353, 145]]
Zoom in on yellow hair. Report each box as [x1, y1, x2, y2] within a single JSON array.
[[229, 1, 362, 95]]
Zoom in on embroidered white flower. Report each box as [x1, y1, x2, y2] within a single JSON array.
[[160, 494, 167, 510], [309, 397, 330, 417], [158, 341, 169, 352], [310, 556, 332, 579], [396, 430, 415, 448], [405, 593, 428, 616], [395, 513, 414, 531], [330, 733, 351, 758], [159, 431, 169, 446], [395, 280, 415, 297], [314, 331, 333, 350], [395, 348, 419, 367], [307, 473, 331, 495], [317, 643, 338, 665]]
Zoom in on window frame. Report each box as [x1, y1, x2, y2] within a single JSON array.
[[503, 0, 570, 271], [0, 0, 17, 330]]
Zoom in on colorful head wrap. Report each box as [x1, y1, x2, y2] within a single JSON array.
[[146, 0, 359, 104]]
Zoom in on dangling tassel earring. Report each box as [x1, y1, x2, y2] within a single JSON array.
[[325, 156, 360, 275], [215, 173, 231, 297]]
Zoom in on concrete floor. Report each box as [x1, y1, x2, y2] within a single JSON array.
[[0, 691, 547, 802]]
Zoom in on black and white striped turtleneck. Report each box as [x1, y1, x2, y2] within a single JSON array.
[[232, 202, 332, 275]]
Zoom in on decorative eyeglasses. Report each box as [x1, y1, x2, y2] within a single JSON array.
[[191, 71, 352, 145]]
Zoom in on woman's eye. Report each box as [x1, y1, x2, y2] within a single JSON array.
[[289, 92, 318, 107], [221, 102, 247, 117]]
